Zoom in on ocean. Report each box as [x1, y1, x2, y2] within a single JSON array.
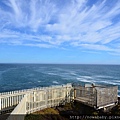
[[0, 64, 120, 95]]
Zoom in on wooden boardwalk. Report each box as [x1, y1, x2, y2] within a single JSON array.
[[0, 84, 73, 114], [0, 83, 118, 120]]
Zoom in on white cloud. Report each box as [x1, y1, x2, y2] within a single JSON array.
[[82, 50, 101, 54], [24, 43, 54, 48], [72, 43, 113, 51], [0, 0, 120, 54], [108, 52, 120, 56]]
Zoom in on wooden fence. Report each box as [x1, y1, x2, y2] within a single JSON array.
[[74, 84, 118, 109], [0, 83, 73, 120], [0, 83, 118, 120]]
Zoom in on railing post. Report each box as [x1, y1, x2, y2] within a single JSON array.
[[74, 89, 76, 99], [0, 97, 1, 111], [45, 90, 48, 107]]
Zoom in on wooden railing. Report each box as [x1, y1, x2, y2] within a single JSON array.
[[1, 83, 73, 120], [7, 95, 27, 120], [0, 83, 118, 120]]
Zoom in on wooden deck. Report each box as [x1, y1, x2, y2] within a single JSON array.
[[74, 84, 118, 109], [75, 97, 90, 103], [0, 83, 118, 120]]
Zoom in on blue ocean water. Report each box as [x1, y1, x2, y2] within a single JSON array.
[[0, 64, 120, 95]]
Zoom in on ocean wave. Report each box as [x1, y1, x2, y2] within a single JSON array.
[[48, 73, 57, 75], [76, 77, 91, 83], [94, 75, 113, 79], [27, 73, 34, 77], [99, 80, 118, 85], [76, 76, 93, 80], [28, 82, 32, 84], [81, 76, 92, 79], [114, 80, 120, 83], [70, 72, 77, 76], [53, 81, 59, 84]]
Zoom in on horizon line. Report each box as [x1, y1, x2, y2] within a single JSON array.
[[0, 62, 120, 65]]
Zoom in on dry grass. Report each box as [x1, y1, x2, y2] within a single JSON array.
[[25, 100, 120, 120], [33, 107, 59, 115]]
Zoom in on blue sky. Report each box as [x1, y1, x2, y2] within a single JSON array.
[[0, 0, 120, 64]]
